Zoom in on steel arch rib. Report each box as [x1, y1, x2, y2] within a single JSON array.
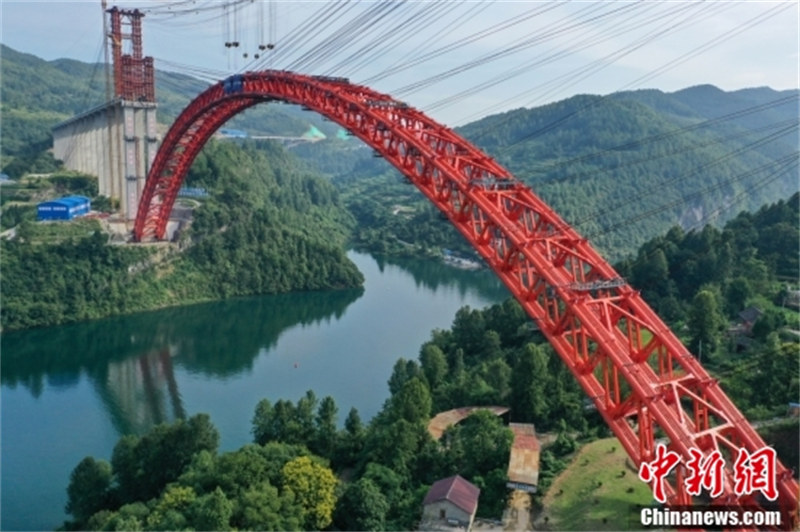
[[134, 71, 798, 527]]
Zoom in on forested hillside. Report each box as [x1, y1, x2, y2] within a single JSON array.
[[0, 45, 319, 178], [1, 140, 363, 331], [2, 45, 797, 330], [460, 86, 797, 256], [61, 194, 798, 531], [325, 85, 798, 261], [616, 193, 799, 419], [4, 44, 795, 261]]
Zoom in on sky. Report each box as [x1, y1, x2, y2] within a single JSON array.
[[2, 0, 798, 126]]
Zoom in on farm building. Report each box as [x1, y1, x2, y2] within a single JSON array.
[[421, 475, 480, 530], [506, 423, 541, 493], [37, 196, 91, 221]]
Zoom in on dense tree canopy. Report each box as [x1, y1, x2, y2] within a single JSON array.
[[1, 140, 363, 331], [64, 193, 798, 530]]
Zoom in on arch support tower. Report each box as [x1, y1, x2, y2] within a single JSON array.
[[53, 6, 157, 221]]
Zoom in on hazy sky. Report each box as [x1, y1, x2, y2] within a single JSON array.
[[2, 1, 798, 126]]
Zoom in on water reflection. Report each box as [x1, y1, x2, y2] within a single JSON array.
[[1, 251, 509, 531], [94, 349, 186, 435], [1, 287, 363, 401], [372, 254, 505, 299]]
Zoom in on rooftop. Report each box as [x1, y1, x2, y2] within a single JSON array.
[[427, 406, 509, 440], [423, 475, 481, 515], [506, 423, 540, 488]]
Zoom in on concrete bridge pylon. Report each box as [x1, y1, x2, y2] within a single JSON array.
[[51, 6, 158, 222]]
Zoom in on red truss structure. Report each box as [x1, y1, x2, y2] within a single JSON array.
[[107, 7, 155, 102], [134, 71, 798, 528]]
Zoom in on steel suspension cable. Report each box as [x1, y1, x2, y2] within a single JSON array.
[[362, 1, 574, 86], [323, 2, 453, 77], [391, 2, 641, 97], [425, 1, 703, 113], [353, 1, 494, 81]]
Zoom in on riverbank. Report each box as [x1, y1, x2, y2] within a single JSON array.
[[0, 251, 508, 531]]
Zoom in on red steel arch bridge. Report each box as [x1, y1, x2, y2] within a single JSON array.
[[134, 71, 798, 527]]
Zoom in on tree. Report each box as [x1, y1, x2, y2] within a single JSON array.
[[281, 456, 338, 530], [390, 376, 432, 424], [146, 485, 196, 530], [98, 503, 150, 532], [481, 358, 512, 402], [345, 407, 364, 437], [451, 306, 486, 361], [551, 426, 578, 457], [633, 247, 669, 295], [334, 478, 390, 531], [751, 309, 785, 341], [295, 390, 318, 446], [388, 358, 423, 395], [725, 277, 752, 316], [361, 462, 421, 530], [190, 487, 233, 531], [251, 398, 274, 445], [481, 330, 504, 360], [252, 394, 322, 447], [235, 481, 302, 531], [510, 343, 549, 423], [419, 343, 448, 390], [111, 414, 219, 503], [688, 289, 724, 356], [313, 395, 338, 458], [65, 456, 113, 524], [335, 407, 365, 468], [110, 434, 141, 503], [449, 410, 513, 478], [363, 418, 427, 478], [437, 410, 512, 517]]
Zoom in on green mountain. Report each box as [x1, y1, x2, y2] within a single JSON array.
[[284, 83, 799, 262], [0, 44, 321, 177], [0, 46, 364, 331], [2, 43, 797, 263], [292, 84, 798, 262], [455, 86, 798, 258]]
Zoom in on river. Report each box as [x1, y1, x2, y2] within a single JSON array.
[[0, 251, 508, 531]]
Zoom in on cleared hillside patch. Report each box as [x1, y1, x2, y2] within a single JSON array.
[[537, 438, 652, 531]]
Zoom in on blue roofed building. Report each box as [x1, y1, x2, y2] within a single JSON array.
[[37, 196, 91, 221]]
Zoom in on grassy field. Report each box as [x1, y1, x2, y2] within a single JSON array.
[[20, 217, 104, 243], [537, 438, 653, 531]]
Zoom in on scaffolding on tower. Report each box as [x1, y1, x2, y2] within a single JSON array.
[[107, 6, 155, 102]]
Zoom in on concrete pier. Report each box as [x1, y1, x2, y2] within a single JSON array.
[[52, 99, 158, 220]]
